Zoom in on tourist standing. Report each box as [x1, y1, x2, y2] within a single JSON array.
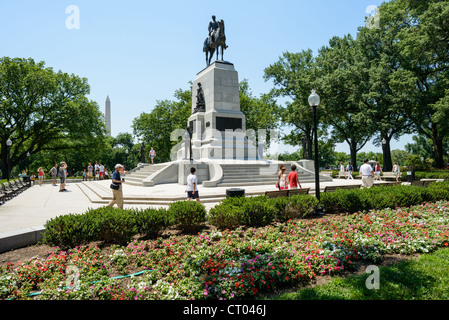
[[87, 163, 93, 181], [392, 162, 401, 182], [50, 164, 58, 186], [58, 162, 68, 192], [374, 161, 382, 180], [149, 147, 156, 164], [359, 159, 374, 188], [287, 164, 301, 189], [82, 169, 87, 181], [186, 167, 200, 203], [37, 167, 45, 186], [107, 164, 126, 209], [346, 162, 354, 180], [94, 161, 99, 180], [99, 163, 105, 180]]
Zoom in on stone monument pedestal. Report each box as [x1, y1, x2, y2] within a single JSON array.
[[177, 61, 257, 161]]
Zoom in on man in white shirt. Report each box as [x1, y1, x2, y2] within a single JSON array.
[[186, 167, 200, 203], [359, 159, 374, 188]]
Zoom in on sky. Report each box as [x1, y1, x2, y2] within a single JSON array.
[[0, 0, 411, 154]]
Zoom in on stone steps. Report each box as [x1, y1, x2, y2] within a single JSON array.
[[76, 182, 227, 205], [122, 164, 165, 186]]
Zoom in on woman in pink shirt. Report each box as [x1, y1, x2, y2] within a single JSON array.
[[38, 167, 45, 186]]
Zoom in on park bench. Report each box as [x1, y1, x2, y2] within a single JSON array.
[[372, 181, 401, 187], [323, 185, 360, 193], [288, 188, 310, 196], [380, 172, 399, 181], [18, 178, 30, 189], [411, 180, 425, 187], [0, 189, 6, 204], [265, 188, 311, 198], [265, 190, 289, 198], [1, 183, 16, 199], [12, 179, 26, 192], [9, 180, 23, 194]]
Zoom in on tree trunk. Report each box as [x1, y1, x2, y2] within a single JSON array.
[[433, 135, 444, 169], [349, 141, 358, 172], [1, 141, 9, 180], [382, 137, 393, 172]]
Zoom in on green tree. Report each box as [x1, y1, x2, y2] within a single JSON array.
[[264, 50, 320, 160], [315, 35, 374, 170], [355, 22, 416, 172], [381, 0, 449, 168], [0, 57, 107, 179]]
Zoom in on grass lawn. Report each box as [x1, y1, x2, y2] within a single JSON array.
[[274, 247, 449, 300]]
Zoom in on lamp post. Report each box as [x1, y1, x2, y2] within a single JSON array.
[[6, 138, 12, 181], [308, 89, 323, 215], [381, 138, 387, 171], [125, 149, 129, 168], [26, 151, 30, 174]]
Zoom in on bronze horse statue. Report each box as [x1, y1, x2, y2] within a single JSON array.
[[203, 19, 228, 66]]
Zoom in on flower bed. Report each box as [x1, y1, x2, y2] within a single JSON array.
[[2, 201, 449, 300]]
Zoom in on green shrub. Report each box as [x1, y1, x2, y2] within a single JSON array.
[[427, 181, 449, 200], [320, 190, 367, 214], [42, 212, 96, 249], [167, 200, 206, 233], [132, 207, 171, 239], [320, 182, 449, 214], [270, 195, 319, 221], [207, 203, 243, 230], [91, 207, 137, 246], [240, 196, 276, 227]]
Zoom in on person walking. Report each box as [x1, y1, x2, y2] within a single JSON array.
[[346, 162, 354, 180], [277, 164, 289, 190], [50, 164, 58, 186], [374, 161, 382, 181], [37, 167, 45, 186], [186, 167, 200, 203], [338, 162, 345, 179], [359, 159, 374, 188], [149, 147, 156, 164], [58, 162, 68, 192], [107, 164, 126, 209], [287, 164, 301, 189], [392, 162, 401, 182]]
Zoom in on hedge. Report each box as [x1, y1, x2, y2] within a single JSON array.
[[207, 194, 318, 230], [43, 206, 173, 249], [41, 181, 449, 249], [320, 181, 449, 214]]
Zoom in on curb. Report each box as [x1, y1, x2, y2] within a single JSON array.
[[0, 226, 45, 254]]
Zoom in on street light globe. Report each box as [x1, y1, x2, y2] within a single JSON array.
[[27, 151, 30, 157], [382, 138, 386, 145], [308, 89, 320, 107], [6, 138, 12, 146]]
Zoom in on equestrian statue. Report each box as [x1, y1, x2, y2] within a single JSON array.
[[203, 15, 228, 66]]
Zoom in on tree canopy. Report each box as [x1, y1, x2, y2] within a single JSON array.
[[0, 57, 107, 179]]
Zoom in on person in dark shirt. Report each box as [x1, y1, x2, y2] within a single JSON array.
[[107, 164, 126, 209]]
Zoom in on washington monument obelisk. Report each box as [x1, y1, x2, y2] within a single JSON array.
[[105, 95, 111, 136]]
